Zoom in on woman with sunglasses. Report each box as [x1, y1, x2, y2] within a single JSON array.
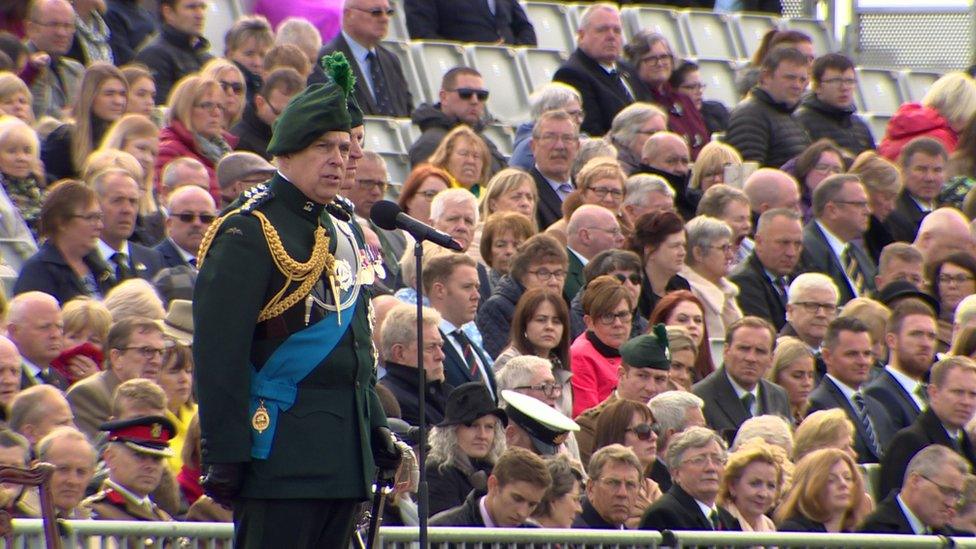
[[202, 59, 247, 129], [494, 288, 574, 417], [156, 75, 238, 203], [592, 399, 663, 527], [681, 216, 742, 342], [571, 276, 635, 416], [42, 62, 128, 182], [568, 249, 647, 341]]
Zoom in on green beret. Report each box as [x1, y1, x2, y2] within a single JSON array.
[[348, 92, 363, 128], [267, 53, 355, 156], [620, 324, 671, 370]]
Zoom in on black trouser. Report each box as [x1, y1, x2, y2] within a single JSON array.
[[234, 497, 360, 549]]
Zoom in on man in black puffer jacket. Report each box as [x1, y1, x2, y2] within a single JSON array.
[[135, 0, 213, 103], [724, 47, 812, 169], [795, 53, 876, 155]]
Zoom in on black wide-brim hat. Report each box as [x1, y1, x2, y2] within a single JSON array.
[[437, 382, 508, 427], [877, 280, 941, 317]]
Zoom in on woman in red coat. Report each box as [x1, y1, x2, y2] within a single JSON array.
[[570, 275, 636, 417], [155, 75, 239, 203], [879, 72, 976, 161]]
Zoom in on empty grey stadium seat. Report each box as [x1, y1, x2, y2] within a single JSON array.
[[901, 70, 941, 102], [380, 153, 412, 186], [410, 41, 468, 105], [856, 68, 904, 117], [363, 116, 407, 154], [483, 123, 516, 157], [620, 7, 689, 57], [695, 58, 741, 110], [519, 48, 569, 93], [683, 10, 740, 60], [381, 39, 427, 105], [465, 45, 531, 125], [523, 2, 577, 53]]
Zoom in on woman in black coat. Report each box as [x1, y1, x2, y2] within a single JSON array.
[[13, 181, 112, 303], [775, 448, 867, 533]]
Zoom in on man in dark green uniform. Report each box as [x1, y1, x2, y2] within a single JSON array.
[[192, 54, 399, 548]]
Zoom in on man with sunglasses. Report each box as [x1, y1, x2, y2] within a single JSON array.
[[576, 327, 672, 467], [91, 169, 164, 286], [565, 205, 625, 305], [404, 0, 536, 46], [408, 66, 506, 175], [155, 185, 216, 269]]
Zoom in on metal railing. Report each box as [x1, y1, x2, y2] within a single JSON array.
[[11, 520, 976, 549]]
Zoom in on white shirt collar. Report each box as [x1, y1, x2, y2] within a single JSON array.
[[693, 498, 718, 521], [97, 239, 131, 261], [726, 371, 758, 400], [478, 495, 498, 527], [341, 30, 372, 62], [169, 237, 196, 263], [896, 494, 928, 535], [567, 246, 589, 266], [909, 194, 933, 213], [826, 373, 861, 403], [815, 220, 848, 258], [885, 365, 925, 409], [21, 357, 40, 377]]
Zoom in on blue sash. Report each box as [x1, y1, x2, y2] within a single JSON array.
[[248, 299, 357, 459]]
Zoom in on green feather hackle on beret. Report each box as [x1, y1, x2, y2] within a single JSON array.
[[652, 323, 669, 349], [266, 56, 352, 156], [322, 52, 364, 127]]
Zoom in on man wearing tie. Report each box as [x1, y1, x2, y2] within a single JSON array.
[[155, 186, 217, 269], [553, 4, 639, 136], [92, 169, 164, 286], [5, 292, 68, 390], [799, 174, 878, 307], [692, 317, 792, 442], [426, 253, 497, 399]]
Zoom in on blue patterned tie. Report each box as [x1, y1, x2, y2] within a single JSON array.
[[852, 393, 881, 457]]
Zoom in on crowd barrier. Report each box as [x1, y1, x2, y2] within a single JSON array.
[[10, 520, 976, 548]]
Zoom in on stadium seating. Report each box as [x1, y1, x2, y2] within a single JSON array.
[[732, 13, 779, 60], [202, 0, 243, 55], [483, 123, 516, 157], [620, 6, 689, 57], [695, 58, 742, 110], [411, 42, 469, 106], [518, 48, 570, 93], [522, 2, 577, 53], [363, 117, 408, 155], [381, 152, 412, 186], [856, 67, 905, 116], [863, 113, 891, 142], [783, 17, 838, 53], [381, 40, 427, 106], [388, 0, 410, 43], [902, 70, 941, 102], [682, 11, 740, 60], [465, 45, 532, 125]]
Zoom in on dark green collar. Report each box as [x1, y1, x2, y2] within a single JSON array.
[[268, 174, 325, 223]]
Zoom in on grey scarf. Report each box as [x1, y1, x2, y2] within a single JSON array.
[[75, 12, 113, 64], [194, 132, 232, 166]]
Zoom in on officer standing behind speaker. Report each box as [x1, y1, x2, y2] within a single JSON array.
[[192, 53, 400, 548]]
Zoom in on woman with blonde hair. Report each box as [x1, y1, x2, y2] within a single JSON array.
[[103, 278, 165, 321], [42, 62, 128, 181], [0, 73, 33, 124], [793, 408, 857, 462], [548, 157, 627, 239], [201, 58, 247, 128], [688, 141, 743, 191], [0, 117, 43, 240], [849, 150, 904, 262], [427, 125, 491, 197], [120, 65, 159, 124], [718, 442, 783, 532], [100, 114, 164, 244], [879, 71, 976, 160], [471, 168, 538, 264], [775, 448, 867, 532], [768, 337, 816, 424], [62, 296, 112, 350], [156, 75, 238, 202]]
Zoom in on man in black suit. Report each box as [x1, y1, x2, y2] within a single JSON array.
[[6, 293, 70, 391], [730, 208, 803, 332], [864, 299, 938, 433], [799, 174, 877, 306], [861, 445, 969, 535], [553, 4, 640, 136], [886, 137, 947, 243], [879, 356, 976, 496], [529, 110, 581, 230], [425, 253, 497, 400], [781, 273, 839, 367], [93, 169, 164, 286], [376, 304, 451, 427], [154, 186, 216, 270], [405, 0, 536, 45], [807, 317, 895, 463], [573, 444, 643, 529], [640, 427, 740, 531], [693, 317, 792, 442], [564, 205, 624, 304], [312, 0, 413, 117], [430, 447, 550, 527]]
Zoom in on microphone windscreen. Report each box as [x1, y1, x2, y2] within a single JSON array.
[[369, 200, 401, 231]]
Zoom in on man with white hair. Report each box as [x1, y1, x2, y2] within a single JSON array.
[[782, 273, 840, 367], [606, 103, 667, 174], [621, 174, 674, 228], [377, 304, 449, 427], [565, 205, 624, 303], [553, 3, 639, 136], [155, 185, 216, 269], [430, 189, 492, 305], [800, 174, 877, 306], [511, 83, 584, 171], [647, 391, 706, 491], [6, 292, 67, 390], [639, 132, 694, 219], [93, 169, 164, 285], [530, 109, 581, 230], [913, 207, 974, 261]]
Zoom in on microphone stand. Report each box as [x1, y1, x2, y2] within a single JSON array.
[[413, 240, 429, 548]]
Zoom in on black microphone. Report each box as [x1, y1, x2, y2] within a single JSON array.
[[370, 200, 463, 251]]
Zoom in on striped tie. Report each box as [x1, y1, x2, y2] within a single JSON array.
[[852, 393, 881, 457], [453, 329, 478, 378], [842, 245, 865, 296]]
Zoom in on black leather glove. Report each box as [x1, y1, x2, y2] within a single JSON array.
[[371, 426, 403, 474], [200, 463, 245, 508]]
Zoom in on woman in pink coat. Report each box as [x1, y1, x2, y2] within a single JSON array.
[[155, 75, 238, 203], [570, 275, 636, 417], [879, 72, 976, 161]]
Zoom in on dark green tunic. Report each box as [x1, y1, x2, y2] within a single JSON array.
[[193, 173, 386, 500]]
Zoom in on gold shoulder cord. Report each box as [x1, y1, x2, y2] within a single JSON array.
[[197, 209, 334, 322]]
